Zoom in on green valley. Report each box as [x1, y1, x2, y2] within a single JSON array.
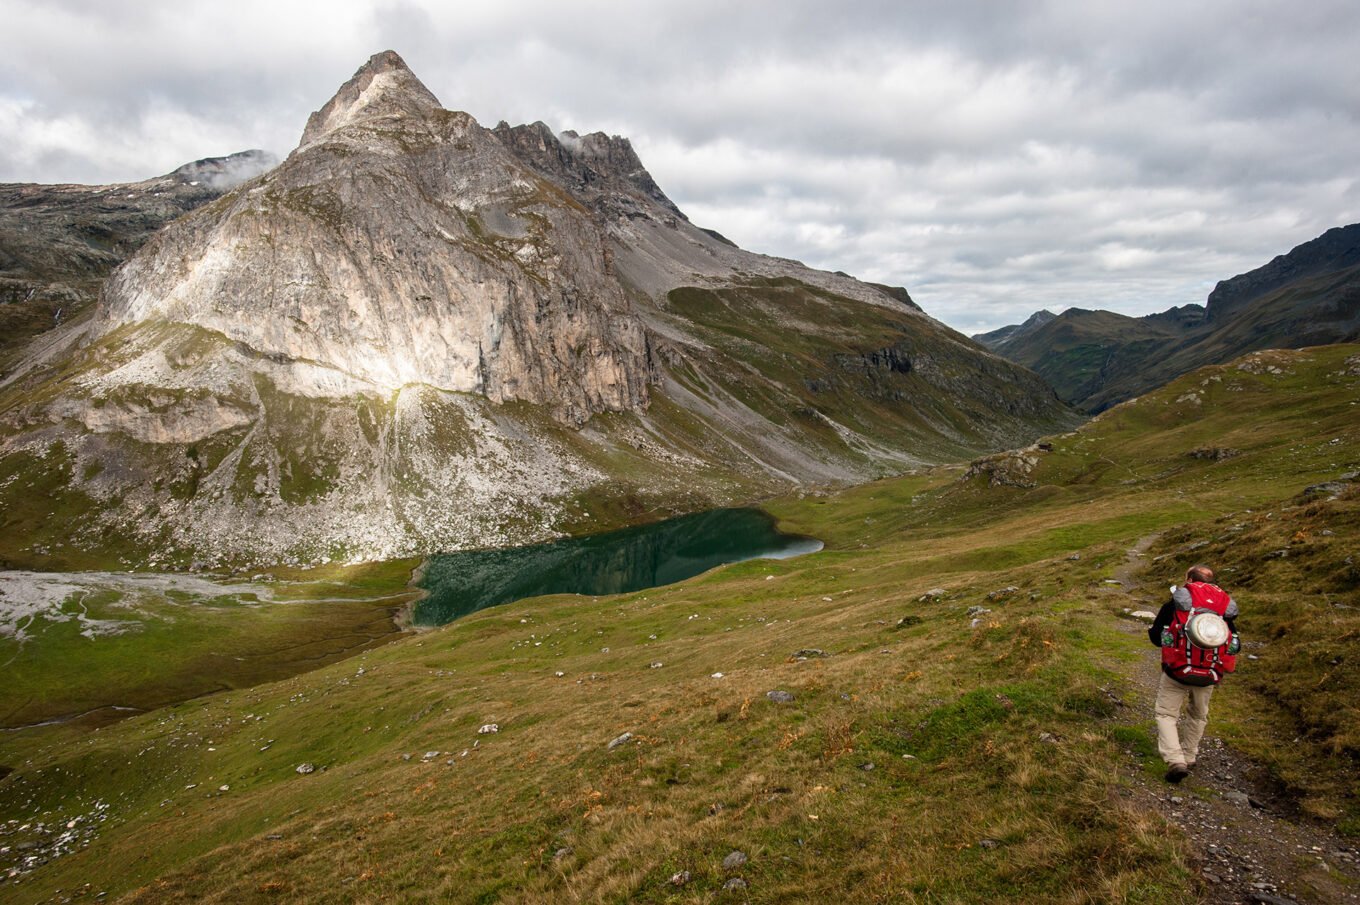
[[2, 344, 1355, 902]]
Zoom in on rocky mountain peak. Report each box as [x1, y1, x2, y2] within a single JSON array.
[[93, 51, 657, 427], [0, 50, 1077, 566], [299, 50, 442, 147]]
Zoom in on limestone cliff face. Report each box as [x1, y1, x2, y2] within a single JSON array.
[[94, 51, 654, 425]]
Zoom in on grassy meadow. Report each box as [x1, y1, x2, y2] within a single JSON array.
[[0, 344, 1356, 903]]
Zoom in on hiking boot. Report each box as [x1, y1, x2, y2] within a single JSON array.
[[1186, 761, 1196, 773], [1165, 763, 1189, 783]]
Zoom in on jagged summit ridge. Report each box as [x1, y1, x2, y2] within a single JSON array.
[[492, 121, 686, 221], [299, 50, 443, 147]]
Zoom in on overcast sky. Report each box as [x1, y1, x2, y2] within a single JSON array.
[[2, 0, 1357, 334]]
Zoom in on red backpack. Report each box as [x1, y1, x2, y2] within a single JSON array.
[[1161, 582, 1238, 686]]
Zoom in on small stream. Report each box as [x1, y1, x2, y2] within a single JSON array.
[[414, 507, 821, 626]]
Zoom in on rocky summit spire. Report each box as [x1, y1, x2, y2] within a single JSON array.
[[299, 50, 442, 147], [95, 49, 656, 427]]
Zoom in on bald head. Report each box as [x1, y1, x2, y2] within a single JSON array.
[[1187, 564, 1215, 583]]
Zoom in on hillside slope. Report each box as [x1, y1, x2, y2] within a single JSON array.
[[0, 52, 1073, 570], [2, 344, 1355, 903], [976, 225, 1360, 411]]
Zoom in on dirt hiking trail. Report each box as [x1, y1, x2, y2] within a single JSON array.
[[1109, 536, 1360, 905]]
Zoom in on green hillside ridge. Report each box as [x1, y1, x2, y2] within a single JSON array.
[[976, 223, 1360, 412], [1, 344, 1357, 902]]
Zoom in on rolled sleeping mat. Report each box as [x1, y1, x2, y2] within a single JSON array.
[[1185, 611, 1230, 649]]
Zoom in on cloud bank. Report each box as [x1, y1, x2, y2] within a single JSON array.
[[2, 0, 1356, 332]]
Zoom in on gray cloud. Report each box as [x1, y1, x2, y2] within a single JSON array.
[[2, 0, 1356, 333]]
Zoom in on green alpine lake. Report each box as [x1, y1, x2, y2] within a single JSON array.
[[414, 507, 822, 626]]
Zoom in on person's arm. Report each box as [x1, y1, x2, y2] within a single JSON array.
[[1148, 601, 1175, 646]]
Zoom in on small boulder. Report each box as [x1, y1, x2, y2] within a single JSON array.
[[1128, 610, 1157, 622], [919, 588, 947, 601], [766, 690, 795, 704], [965, 605, 991, 617], [553, 846, 573, 861], [1303, 481, 1347, 497], [987, 586, 1020, 601], [478, 723, 499, 734], [724, 877, 749, 891], [978, 839, 1000, 850], [669, 870, 692, 886], [791, 648, 830, 660], [722, 850, 748, 870], [607, 731, 634, 751], [295, 763, 315, 775]]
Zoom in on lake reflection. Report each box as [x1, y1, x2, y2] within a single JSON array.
[[414, 508, 821, 626]]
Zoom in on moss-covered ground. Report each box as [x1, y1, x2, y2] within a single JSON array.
[[0, 344, 1356, 902]]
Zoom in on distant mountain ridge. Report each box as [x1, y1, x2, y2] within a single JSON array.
[[972, 309, 1058, 354], [0, 51, 1074, 570], [0, 150, 277, 371], [975, 224, 1360, 411]]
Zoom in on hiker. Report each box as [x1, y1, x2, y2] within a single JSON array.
[[1148, 564, 1240, 783]]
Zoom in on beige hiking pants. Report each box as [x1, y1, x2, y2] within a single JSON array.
[[1155, 671, 1214, 767]]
